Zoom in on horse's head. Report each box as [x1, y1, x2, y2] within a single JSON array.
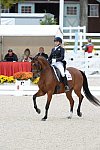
[[31, 56, 42, 78], [31, 55, 50, 78]]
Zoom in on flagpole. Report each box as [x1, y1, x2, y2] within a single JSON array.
[[59, 0, 64, 33]]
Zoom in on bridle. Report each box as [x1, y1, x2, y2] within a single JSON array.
[[31, 57, 51, 78], [31, 61, 42, 75]]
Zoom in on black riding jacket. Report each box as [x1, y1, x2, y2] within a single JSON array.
[[48, 45, 65, 64]]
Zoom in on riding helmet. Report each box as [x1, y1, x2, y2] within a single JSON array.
[[54, 37, 62, 43]]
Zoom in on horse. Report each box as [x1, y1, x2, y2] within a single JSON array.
[[31, 56, 100, 121]]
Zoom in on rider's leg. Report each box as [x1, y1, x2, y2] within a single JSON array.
[[63, 75, 70, 92], [55, 62, 70, 92]]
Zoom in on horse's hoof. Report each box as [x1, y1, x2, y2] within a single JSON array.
[[79, 112, 82, 117], [77, 112, 82, 117], [41, 118, 46, 121], [36, 108, 41, 114], [68, 112, 72, 119], [41, 117, 47, 121], [68, 116, 72, 119]]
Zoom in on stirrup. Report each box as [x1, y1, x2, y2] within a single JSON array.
[[65, 85, 70, 92]]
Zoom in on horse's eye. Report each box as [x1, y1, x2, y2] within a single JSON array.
[[32, 63, 37, 67]]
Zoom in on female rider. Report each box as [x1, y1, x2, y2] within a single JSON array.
[[48, 37, 70, 92]]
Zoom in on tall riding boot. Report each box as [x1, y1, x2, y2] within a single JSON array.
[[63, 75, 70, 92]]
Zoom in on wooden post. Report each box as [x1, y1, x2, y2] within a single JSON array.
[[80, 0, 88, 31]]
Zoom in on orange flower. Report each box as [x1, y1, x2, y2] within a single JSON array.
[[13, 72, 33, 80]]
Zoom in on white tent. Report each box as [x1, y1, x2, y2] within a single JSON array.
[[0, 25, 62, 36], [0, 25, 63, 60]]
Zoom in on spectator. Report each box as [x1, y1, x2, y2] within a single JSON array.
[[82, 38, 94, 58], [36, 47, 48, 59], [4, 49, 18, 62], [21, 48, 32, 62]]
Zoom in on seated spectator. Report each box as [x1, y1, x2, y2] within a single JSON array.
[[36, 47, 48, 59], [4, 49, 18, 62], [21, 48, 32, 62], [82, 38, 94, 58]]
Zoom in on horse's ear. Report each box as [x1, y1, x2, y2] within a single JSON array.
[[32, 56, 38, 62]]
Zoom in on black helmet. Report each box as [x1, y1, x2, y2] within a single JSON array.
[[54, 37, 62, 43]]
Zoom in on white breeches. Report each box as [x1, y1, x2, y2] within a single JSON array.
[[52, 61, 65, 77]]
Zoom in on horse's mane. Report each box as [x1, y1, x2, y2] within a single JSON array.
[[32, 55, 56, 78], [36, 56, 50, 68]]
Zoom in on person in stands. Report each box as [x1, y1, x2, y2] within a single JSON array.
[[82, 38, 94, 58], [4, 49, 18, 62], [48, 37, 70, 92], [36, 47, 48, 59], [21, 48, 32, 62]]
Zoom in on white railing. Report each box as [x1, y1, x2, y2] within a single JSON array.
[[63, 26, 100, 51], [65, 52, 100, 77], [63, 26, 86, 40]]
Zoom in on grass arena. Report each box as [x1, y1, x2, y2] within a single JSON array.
[[0, 77, 100, 150]]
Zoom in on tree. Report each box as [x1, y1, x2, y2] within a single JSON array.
[[0, 0, 24, 60], [0, 0, 24, 23], [40, 14, 57, 25], [80, 0, 88, 31], [0, 0, 23, 8]]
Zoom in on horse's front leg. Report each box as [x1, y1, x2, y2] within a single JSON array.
[[33, 90, 45, 114], [42, 91, 53, 121]]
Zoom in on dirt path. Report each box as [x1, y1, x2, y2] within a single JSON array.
[[0, 94, 100, 150]]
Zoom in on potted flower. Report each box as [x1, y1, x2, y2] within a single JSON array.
[[0, 75, 15, 84], [13, 72, 33, 86]]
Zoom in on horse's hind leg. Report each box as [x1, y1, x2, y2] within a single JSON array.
[[66, 91, 74, 119], [74, 89, 84, 117], [33, 90, 46, 114], [77, 94, 84, 117]]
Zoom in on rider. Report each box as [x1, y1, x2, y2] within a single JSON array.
[[48, 37, 70, 92]]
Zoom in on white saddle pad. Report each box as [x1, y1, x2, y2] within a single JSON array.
[[52, 65, 72, 81], [65, 70, 72, 80]]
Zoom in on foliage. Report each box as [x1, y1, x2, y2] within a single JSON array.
[[0, 73, 40, 84], [14, 72, 40, 84], [13, 72, 33, 80], [40, 15, 57, 25], [0, 75, 15, 84], [0, 0, 24, 8]]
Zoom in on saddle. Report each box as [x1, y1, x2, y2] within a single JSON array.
[[52, 65, 63, 82], [52, 65, 72, 82]]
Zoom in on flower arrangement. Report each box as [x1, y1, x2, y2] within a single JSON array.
[[13, 72, 33, 80], [0, 72, 40, 84], [0, 75, 15, 84]]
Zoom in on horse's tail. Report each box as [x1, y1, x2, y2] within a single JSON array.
[[80, 70, 100, 106]]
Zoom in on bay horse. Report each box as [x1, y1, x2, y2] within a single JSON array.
[[31, 56, 100, 121]]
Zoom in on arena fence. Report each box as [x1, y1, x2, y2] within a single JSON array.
[[63, 26, 100, 51]]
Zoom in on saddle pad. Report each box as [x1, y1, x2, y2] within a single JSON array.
[[65, 70, 72, 80], [52, 66, 72, 81]]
